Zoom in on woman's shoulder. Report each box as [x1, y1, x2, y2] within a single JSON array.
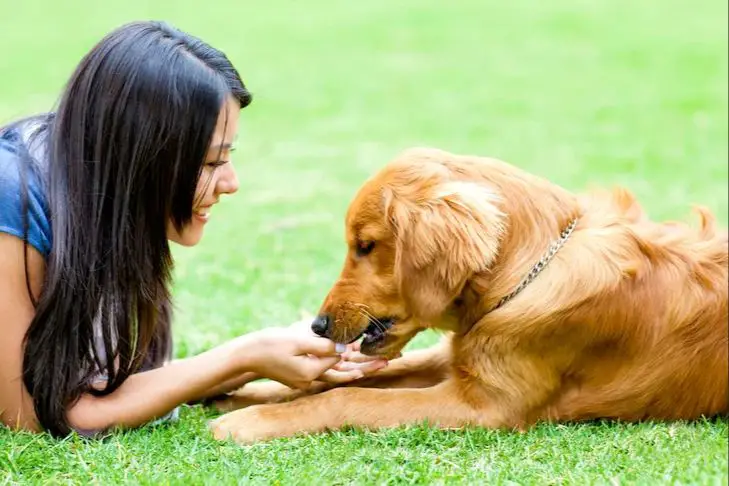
[[0, 121, 52, 258]]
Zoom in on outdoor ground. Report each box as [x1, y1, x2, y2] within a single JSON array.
[[1, 0, 727, 484]]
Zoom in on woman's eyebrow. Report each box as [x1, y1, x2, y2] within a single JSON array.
[[209, 142, 233, 151]]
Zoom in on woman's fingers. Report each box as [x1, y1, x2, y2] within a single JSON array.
[[340, 350, 396, 363], [333, 359, 388, 374], [317, 368, 365, 384], [301, 354, 341, 374], [295, 336, 342, 358]]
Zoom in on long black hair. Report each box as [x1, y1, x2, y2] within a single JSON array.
[[0, 21, 251, 437]]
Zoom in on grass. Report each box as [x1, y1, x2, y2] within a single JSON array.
[[1, 0, 727, 484], [2, 413, 727, 485]]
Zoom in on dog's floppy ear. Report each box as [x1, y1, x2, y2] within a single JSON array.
[[384, 179, 505, 320]]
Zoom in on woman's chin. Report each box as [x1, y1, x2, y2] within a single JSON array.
[[167, 226, 204, 247]]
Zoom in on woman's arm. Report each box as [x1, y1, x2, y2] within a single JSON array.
[[0, 234, 44, 432], [191, 371, 261, 402], [66, 327, 347, 432], [66, 337, 261, 432], [1, 233, 259, 432], [1, 233, 378, 434]]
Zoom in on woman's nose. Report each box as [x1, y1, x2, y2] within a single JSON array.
[[217, 162, 239, 196]]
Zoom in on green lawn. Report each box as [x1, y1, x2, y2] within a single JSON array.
[[1, 0, 727, 484]]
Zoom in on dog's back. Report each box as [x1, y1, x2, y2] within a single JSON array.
[[544, 189, 728, 422], [443, 154, 728, 425]]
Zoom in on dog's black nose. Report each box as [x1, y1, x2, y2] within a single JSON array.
[[311, 314, 330, 337]]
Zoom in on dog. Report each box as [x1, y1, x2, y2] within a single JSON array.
[[210, 147, 728, 444]]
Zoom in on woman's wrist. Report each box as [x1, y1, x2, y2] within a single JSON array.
[[227, 329, 267, 375]]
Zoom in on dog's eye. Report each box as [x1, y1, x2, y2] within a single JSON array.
[[356, 240, 375, 257]]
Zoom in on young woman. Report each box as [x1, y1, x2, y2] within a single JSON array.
[[0, 21, 386, 438]]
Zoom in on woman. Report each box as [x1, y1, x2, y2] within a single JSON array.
[[0, 21, 386, 438]]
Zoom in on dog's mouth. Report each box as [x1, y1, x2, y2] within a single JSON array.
[[345, 317, 395, 346]]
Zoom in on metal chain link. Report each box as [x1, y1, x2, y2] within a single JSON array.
[[490, 218, 579, 313]]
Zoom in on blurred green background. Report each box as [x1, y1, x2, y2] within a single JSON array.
[[1, 0, 727, 484]]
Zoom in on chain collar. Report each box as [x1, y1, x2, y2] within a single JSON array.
[[488, 218, 579, 313]]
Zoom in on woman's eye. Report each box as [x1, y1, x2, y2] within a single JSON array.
[[206, 160, 228, 168], [356, 240, 375, 257]]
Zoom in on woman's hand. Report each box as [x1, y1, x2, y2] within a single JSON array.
[[237, 327, 345, 389], [286, 315, 390, 385], [237, 316, 390, 390]]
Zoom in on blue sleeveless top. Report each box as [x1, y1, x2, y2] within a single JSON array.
[[0, 128, 52, 256]]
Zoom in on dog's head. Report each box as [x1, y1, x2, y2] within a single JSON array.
[[312, 148, 507, 357]]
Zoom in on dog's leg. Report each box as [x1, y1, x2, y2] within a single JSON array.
[[210, 380, 329, 412], [345, 339, 451, 389], [211, 341, 452, 411], [209, 378, 500, 444]]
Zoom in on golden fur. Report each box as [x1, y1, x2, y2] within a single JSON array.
[[210, 147, 728, 443]]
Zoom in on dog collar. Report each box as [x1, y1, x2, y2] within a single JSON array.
[[488, 218, 579, 313]]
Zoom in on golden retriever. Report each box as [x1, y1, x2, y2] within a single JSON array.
[[210, 147, 728, 444]]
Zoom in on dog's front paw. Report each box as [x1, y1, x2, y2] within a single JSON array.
[[209, 407, 274, 444]]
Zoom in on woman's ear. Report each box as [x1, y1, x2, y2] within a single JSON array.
[[385, 180, 505, 320]]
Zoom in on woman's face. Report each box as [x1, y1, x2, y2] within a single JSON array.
[[167, 95, 241, 247]]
